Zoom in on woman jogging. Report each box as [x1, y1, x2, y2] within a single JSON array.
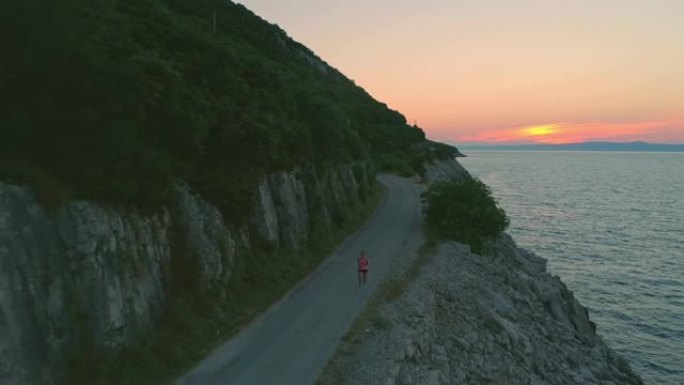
[[357, 251, 369, 288]]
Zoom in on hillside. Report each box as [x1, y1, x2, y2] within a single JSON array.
[[0, 0, 456, 217], [0, 2, 464, 384]]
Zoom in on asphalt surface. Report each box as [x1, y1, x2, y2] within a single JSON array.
[[177, 174, 424, 385]]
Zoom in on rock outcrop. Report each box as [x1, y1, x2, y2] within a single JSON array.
[[423, 159, 468, 183], [327, 235, 643, 385], [173, 182, 236, 293], [0, 161, 374, 385], [0, 183, 172, 385]]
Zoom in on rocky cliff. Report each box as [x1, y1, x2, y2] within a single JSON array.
[[323, 236, 643, 385], [0, 162, 373, 385], [422, 159, 468, 183]]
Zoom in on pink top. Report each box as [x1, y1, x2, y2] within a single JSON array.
[[358, 255, 369, 270]]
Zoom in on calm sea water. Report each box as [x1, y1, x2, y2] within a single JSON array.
[[459, 151, 684, 385]]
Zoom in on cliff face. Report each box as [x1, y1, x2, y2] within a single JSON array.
[[0, 162, 373, 385], [0, 184, 172, 384], [422, 159, 468, 183], [327, 236, 643, 385]]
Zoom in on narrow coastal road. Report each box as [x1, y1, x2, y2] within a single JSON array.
[[177, 175, 424, 385]]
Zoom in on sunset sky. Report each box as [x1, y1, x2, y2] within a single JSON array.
[[236, 0, 684, 144]]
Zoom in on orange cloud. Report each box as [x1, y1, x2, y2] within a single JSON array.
[[452, 120, 679, 144]]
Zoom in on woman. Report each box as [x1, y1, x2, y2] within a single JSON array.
[[357, 250, 369, 288]]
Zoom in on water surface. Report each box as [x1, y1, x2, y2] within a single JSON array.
[[460, 151, 684, 384]]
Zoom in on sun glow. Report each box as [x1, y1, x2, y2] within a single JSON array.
[[448, 120, 680, 145], [522, 124, 559, 137]]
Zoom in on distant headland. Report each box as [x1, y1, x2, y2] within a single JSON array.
[[458, 141, 684, 152]]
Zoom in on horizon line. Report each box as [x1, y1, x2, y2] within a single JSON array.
[[454, 140, 684, 147]]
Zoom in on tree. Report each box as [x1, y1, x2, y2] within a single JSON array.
[[422, 175, 509, 253]]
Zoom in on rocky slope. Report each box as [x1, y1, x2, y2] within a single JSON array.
[[0, 162, 373, 385], [422, 158, 468, 183], [323, 236, 643, 385], [320, 159, 643, 385]]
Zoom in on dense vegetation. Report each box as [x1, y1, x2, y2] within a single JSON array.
[[0, 0, 439, 219], [422, 175, 509, 253]]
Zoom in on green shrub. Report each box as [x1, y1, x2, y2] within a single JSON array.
[[422, 175, 509, 253]]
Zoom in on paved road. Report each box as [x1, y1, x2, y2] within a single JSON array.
[[177, 175, 424, 385]]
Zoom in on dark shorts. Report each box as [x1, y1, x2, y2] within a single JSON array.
[[358, 269, 368, 273]]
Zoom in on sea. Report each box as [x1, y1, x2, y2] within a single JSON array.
[[459, 151, 684, 385]]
